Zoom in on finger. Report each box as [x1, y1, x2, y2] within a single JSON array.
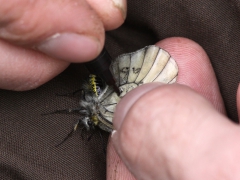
[[156, 37, 225, 114], [86, 0, 127, 30], [112, 84, 240, 180], [107, 37, 226, 179], [107, 83, 163, 180], [237, 84, 240, 121], [0, 40, 69, 91], [0, 0, 126, 90], [0, 0, 124, 62], [107, 140, 136, 180], [115, 37, 226, 130]]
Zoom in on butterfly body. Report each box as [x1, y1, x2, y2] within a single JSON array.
[[79, 45, 178, 132]]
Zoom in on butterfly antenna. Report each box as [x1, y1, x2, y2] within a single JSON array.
[[55, 120, 80, 147]]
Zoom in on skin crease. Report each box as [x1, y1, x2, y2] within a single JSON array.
[[0, 0, 126, 90], [107, 37, 240, 180]]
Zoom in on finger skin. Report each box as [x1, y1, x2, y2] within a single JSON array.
[[113, 84, 240, 180], [107, 83, 164, 180], [237, 84, 240, 121], [0, 0, 126, 90], [107, 139, 136, 180], [86, 0, 127, 30], [107, 37, 227, 179], [0, 40, 69, 91], [0, 0, 126, 62], [155, 38, 225, 114], [0, 0, 104, 47]]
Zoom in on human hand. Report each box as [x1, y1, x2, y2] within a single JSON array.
[[107, 37, 240, 179], [0, 0, 126, 90]]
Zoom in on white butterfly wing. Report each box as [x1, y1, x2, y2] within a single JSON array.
[[97, 45, 178, 131]]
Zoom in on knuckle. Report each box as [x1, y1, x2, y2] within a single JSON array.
[[0, 0, 105, 45], [0, 1, 45, 44]]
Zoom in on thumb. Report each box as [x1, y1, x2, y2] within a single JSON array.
[[0, 0, 126, 62], [112, 83, 240, 180]]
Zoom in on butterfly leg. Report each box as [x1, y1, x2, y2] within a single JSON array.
[[55, 119, 80, 147]]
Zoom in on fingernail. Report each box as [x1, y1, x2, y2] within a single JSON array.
[[37, 33, 101, 62], [112, 0, 127, 20], [111, 130, 118, 142], [111, 130, 122, 155]]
